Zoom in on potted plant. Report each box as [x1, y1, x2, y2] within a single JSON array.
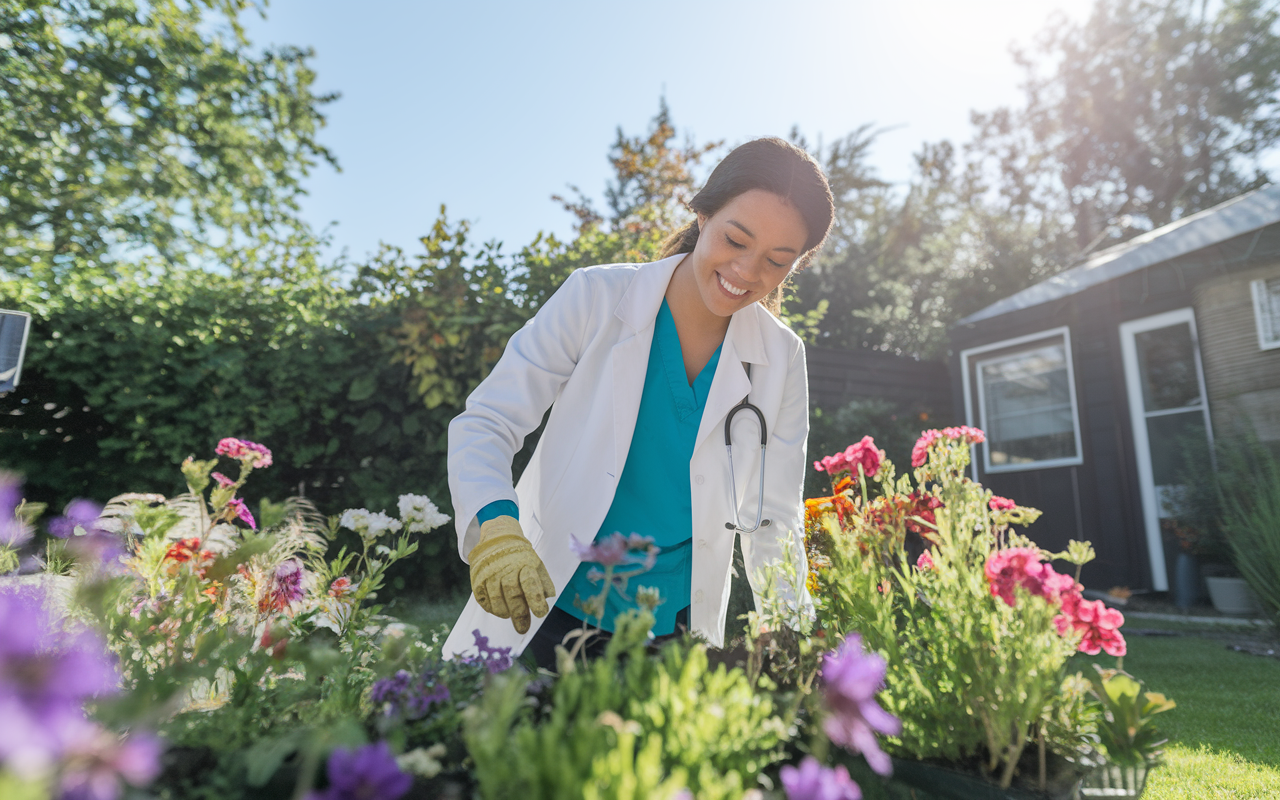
[[1079, 666, 1175, 798]]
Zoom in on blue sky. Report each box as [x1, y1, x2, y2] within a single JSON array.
[[245, 0, 1096, 263]]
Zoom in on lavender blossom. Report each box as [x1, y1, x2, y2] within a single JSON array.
[[49, 499, 104, 539], [467, 629, 512, 673], [370, 669, 450, 721], [311, 742, 412, 800], [781, 756, 862, 800], [821, 634, 901, 776], [569, 532, 658, 569]]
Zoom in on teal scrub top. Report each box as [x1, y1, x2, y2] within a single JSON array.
[[477, 298, 721, 636]]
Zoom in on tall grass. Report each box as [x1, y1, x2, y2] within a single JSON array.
[[1219, 437, 1280, 625]]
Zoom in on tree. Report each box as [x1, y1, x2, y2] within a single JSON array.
[[0, 0, 336, 277], [972, 0, 1280, 251]]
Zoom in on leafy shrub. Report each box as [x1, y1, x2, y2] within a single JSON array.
[[1219, 436, 1280, 625]]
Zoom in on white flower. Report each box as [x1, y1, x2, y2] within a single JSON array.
[[397, 744, 447, 778], [397, 493, 451, 534], [339, 508, 372, 534], [365, 511, 400, 540]]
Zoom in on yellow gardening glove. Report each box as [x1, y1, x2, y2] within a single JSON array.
[[467, 516, 556, 634]]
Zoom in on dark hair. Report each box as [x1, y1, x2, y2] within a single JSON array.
[[661, 137, 835, 273]]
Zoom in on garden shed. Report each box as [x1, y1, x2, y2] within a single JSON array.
[[950, 185, 1280, 594]]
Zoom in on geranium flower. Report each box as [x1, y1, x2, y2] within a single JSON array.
[[905, 491, 943, 539], [210, 472, 235, 489], [396, 494, 451, 534], [942, 425, 986, 445], [214, 437, 273, 469], [310, 742, 411, 800], [989, 496, 1016, 511], [781, 755, 862, 800], [915, 550, 935, 570], [814, 452, 849, 474], [225, 498, 256, 530], [821, 633, 901, 776], [844, 436, 884, 478], [984, 547, 1049, 607], [1056, 595, 1127, 657], [911, 430, 941, 468]]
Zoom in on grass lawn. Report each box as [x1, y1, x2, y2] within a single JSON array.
[[1079, 630, 1280, 799]]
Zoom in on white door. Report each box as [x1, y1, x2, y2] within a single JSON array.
[[1119, 308, 1214, 592]]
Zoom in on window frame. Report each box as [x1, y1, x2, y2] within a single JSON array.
[[961, 326, 1085, 476], [1252, 276, 1280, 351]]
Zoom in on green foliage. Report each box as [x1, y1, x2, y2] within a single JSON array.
[[1087, 665, 1176, 767], [0, 0, 336, 274], [806, 399, 943, 499], [464, 611, 788, 800], [1218, 435, 1280, 624]]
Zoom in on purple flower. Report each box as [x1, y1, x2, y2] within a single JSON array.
[[313, 742, 411, 800], [370, 669, 451, 720], [49, 499, 104, 539], [468, 629, 513, 673], [569, 532, 658, 569], [259, 559, 304, 613], [821, 634, 901, 776], [781, 756, 862, 800], [225, 498, 256, 530], [57, 729, 162, 800]]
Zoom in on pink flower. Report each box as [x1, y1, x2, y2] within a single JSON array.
[[915, 550, 935, 570], [942, 425, 986, 445], [328, 577, 352, 598], [844, 436, 884, 479], [989, 496, 1016, 511], [211, 472, 235, 488], [215, 437, 273, 469], [821, 633, 901, 776], [570, 532, 657, 568], [984, 547, 1048, 606], [226, 498, 256, 530], [781, 756, 863, 800], [814, 452, 848, 474], [911, 430, 941, 468], [1055, 595, 1127, 656]]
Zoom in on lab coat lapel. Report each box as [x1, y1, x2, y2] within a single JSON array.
[[695, 306, 769, 452]]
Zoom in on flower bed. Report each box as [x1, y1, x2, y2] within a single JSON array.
[[0, 429, 1174, 799]]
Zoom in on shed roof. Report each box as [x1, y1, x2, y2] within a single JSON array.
[[958, 183, 1280, 325]]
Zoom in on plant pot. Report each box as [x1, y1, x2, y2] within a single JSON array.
[[837, 753, 1087, 800], [1173, 552, 1199, 610], [1204, 576, 1264, 616], [1080, 763, 1148, 798]]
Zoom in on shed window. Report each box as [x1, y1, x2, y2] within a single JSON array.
[[1253, 277, 1280, 350], [976, 338, 1082, 470]]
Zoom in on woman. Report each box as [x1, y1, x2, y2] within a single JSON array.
[[442, 137, 834, 669]]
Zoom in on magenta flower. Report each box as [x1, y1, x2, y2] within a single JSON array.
[[821, 634, 901, 776], [915, 550, 935, 571], [781, 755, 862, 800], [941, 425, 986, 445], [48, 499, 105, 539], [211, 472, 235, 489], [910, 430, 941, 468], [225, 498, 256, 530], [983, 547, 1049, 607], [311, 742, 412, 800], [844, 436, 884, 478], [215, 437, 273, 469], [1056, 594, 1127, 657]]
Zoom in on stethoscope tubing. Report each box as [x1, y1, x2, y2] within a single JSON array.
[[724, 396, 771, 534]]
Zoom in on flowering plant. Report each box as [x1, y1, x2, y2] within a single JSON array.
[[802, 428, 1146, 791]]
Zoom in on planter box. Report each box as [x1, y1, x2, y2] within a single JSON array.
[[1204, 576, 1264, 616]]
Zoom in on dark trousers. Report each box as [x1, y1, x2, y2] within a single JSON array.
[[523, 605, 691, 672]]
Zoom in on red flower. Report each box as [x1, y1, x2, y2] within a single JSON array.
[[984, 547, 1049, 606], [989, 496, 1016, 511], [164, 538, 203, 563], [905, 491, 943, 538], [328, 577, 352, 598]]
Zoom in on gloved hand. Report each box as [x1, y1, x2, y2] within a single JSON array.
[[467, 516, 556, 634]]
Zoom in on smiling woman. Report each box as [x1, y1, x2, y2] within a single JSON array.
[[442, 137, 835, 671]]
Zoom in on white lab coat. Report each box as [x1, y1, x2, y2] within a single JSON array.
[[442, 254, 811, 657]]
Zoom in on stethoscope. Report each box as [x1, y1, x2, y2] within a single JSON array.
[[724, 365, 771, 534]]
